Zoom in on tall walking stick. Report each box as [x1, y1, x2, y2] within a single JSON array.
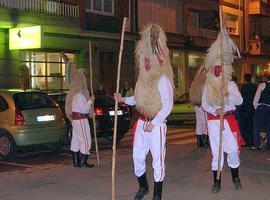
[[217, 5, 225, 180], [89, 41, 100, 167], [112, 17, 127, 200]]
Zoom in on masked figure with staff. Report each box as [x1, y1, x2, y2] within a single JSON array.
[[201, 26, 244, 193], [114, 24, 174, 200]]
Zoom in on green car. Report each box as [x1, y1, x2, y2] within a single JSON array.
[[167, 93, 196, 124], [0, 89, 67, 159]]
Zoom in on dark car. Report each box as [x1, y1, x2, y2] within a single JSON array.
[[48, 92, 131, 143]]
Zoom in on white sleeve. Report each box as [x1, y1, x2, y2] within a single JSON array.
[[151, 76, 174, 126], [74, 93, 92, 113], [201, 86, 217, 116], [124, 96, 136, 106], [228, 81, 243, 106], [253, 83, 265, 109]]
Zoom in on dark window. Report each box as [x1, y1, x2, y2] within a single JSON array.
[[0, 95, 9, 112], [13, 92, 57, 110]]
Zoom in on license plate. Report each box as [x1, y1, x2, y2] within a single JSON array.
[[109, 110, 123, 116], [37, 115, 55, 122]]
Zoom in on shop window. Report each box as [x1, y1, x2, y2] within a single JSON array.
[[20, 52, 75, 91], [86, 0, 114, 15]]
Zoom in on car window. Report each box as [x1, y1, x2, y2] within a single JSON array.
[[0, 95, 9, 112], [13, 92, 57, 110]]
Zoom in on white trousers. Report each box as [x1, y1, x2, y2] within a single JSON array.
[[194, 106, 208, 136], [133, 119, 167, 182], [208, 119, 240, 170], [70, 119, 92, 155]]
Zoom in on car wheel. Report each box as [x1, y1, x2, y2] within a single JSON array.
[[0, 131, 16, 159]]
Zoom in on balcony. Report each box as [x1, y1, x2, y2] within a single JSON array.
[[187, 26, 218, 40], [249, 37, 270, 55], [249, 0, 270, 17], [0, 0, 79, 18]]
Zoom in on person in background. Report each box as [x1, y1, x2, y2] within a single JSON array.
[[121, 81, 134, 117], [194, 105, 208, 148], [251, 74, 270, 151], [238, 73, 257, 147], [95, 84, 106, 95]]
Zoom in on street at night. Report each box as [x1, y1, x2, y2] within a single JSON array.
[[1, 126, 270, 200]]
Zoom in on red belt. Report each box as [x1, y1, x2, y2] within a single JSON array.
[[139, 115, 153, 122], [72, 112, 89, 120], [207, 110, 234, 120]]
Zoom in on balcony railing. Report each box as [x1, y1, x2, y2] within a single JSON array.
[[187, 26, 218, 40], [0, 0, 79, 18]]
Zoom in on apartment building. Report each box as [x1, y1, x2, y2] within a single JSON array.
[[0, 0, 133, 94]]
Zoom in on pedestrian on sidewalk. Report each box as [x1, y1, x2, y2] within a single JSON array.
[[201, 28, 244, 193], [63, 53, 95, 168], [114, 24, 174, 200], [251, 74, 270, 151]]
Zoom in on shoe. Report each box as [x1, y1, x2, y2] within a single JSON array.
[[250, 146, 262, 150], [232, 177, 242, 190], [134, 187, 149, 200], [212, 171, 221, 193], [153, 181, 163, 200], [80, 154, 94, 168]]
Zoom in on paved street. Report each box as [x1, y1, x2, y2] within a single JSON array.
[[1, 126, 270, 200]]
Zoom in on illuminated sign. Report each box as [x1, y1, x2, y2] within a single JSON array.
[[9, 26, 42, 50]]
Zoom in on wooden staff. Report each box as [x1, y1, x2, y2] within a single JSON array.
[[89, 41, 100, 167], [112, 17, 127, 200], [217, 5, 225, 180]]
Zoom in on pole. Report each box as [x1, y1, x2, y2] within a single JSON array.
[[112, 17, 127, 200], [217, 5, 225, 180], [89, 41, 100, 167]]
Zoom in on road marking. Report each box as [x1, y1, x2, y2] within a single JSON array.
[[0, 161, 63, 171], [170, 138, 197, 145]]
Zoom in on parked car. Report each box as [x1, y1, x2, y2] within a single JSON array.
[[0, 89, 67, 159], [48, 92, 131, 143], [167, 93, 196, 124]]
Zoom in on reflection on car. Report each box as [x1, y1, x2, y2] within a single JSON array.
[[48, 93, 131, 143], [0, 89, 67, 159], [167, 93, 195, 124]]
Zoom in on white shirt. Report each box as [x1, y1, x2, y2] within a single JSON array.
[[202, 81, 243, 116], [72, 91, 92, 114], [125, 75, 174, 126], [253, 81, 270, 109]]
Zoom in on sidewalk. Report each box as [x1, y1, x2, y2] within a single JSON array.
[[1, 144, 270, 200]]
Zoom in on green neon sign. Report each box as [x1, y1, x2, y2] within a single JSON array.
[[9, 26, 42, 50]]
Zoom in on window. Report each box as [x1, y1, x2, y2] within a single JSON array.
[[86, 0, 114, 15], [20, 52, 75, 91], [0, 95, 8, 112]]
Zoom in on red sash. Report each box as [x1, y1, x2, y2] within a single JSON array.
[[208, 114, 245, 147]]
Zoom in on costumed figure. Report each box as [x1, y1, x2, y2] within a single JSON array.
[[114, 24, 174, 200], [189, 65, 208, 148], [201, 26, 244, 193], [64, 54, 95, 168]]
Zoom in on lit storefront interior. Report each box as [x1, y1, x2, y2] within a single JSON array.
[[19, 52, 75, 91]]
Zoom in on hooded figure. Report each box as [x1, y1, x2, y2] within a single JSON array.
[[64, 58, 94, 169], [201, 26, 244, 193], [114, 24, 174, 200]]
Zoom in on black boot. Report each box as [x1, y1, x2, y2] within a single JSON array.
[[153, 181, 163, 200], [71, 151, 81, 167], [134, 173, 149, 200], [203, 135, 210, 148], [197, 135, 203, 147], [80, 154, 94, 168], [212, 170, 221, 193], [231, 167, 241, 190]]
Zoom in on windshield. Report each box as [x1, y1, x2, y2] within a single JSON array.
[[13, 92, 57, 110]]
